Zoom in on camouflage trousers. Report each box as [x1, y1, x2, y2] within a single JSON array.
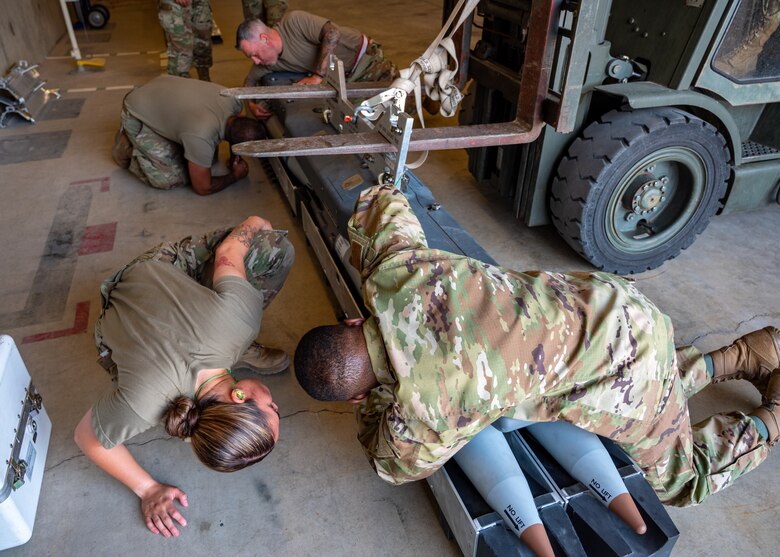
[[349, 42, 399, 83], [241, 0, 288, 27], [94, 227, 294, 375], [117, 107, 188, 190], [615, 345, 770, 506], [158, 0, 212, 76]]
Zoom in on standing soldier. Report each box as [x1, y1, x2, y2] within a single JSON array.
[[241, 0, 288, 27], [158, 0, 213, 81]]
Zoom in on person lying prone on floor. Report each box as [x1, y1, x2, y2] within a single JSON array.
[[294, 184, 780, 510]]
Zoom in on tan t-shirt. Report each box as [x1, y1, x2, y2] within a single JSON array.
[[91, 261, 263, 449], [124, 75, 242, 167], [245, 10, 366, 86]]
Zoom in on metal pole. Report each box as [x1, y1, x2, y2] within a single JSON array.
[[59, 0, 83, 61]]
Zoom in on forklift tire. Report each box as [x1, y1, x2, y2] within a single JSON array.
[[87, 5, 109, 29], [549, 107, 729, 275]]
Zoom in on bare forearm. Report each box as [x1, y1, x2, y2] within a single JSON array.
[[199, 173, 239, 196], [92, 443, 157, 496], [74, 409, 188, 537], [189, 159, 247, 196], [315, 22, 341, 77], [74, 411, 156, 498]]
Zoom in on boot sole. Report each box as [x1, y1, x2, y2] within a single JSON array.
[[232, 359, 290, 376]]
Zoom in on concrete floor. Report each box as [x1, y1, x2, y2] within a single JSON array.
[[1, 0, 778, 555]]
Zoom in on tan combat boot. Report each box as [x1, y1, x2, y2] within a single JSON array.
[[750, 369, 780, 446], [233, 342, 289, 375], [708, 326, 780, 394]]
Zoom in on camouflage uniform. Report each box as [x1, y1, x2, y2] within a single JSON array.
[[244, 45, 397, 86], [244, 11, 398, 87], [241, 0, 288, 27], [158, 0, 213, 77], [118, 107, 188, 190], [348, 42, 398, 83], [95, 227, 294, 376], [349, 185, 769, 506]]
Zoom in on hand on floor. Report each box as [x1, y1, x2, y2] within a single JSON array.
[[139, 482, 188, 538]]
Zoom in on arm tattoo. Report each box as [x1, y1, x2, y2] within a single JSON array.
[[216, 255, 237, 269], [317, 22, 341, 75], [321, 25, 340, 50], [228, 224, 254, 248]]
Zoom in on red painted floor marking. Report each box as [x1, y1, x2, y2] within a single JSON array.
[[70, 177, 110, 189], [79, 222, 117, 255], [22, 301, 90, 344], [70, 178, 99, 185]]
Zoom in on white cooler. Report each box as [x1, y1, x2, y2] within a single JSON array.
[[0, 334, 52, 550]]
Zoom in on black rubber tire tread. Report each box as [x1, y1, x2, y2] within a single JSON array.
[[549, 107, 730, 275]]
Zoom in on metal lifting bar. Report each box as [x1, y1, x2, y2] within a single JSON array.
[[222, 82, 391, 101], [223, 0, 561, 158]]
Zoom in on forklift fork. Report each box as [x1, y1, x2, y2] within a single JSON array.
[[223, 0, 581, 158]]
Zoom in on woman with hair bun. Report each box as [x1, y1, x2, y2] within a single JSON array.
[[74, 215, 294, 539], [164, 370, 278, 472]]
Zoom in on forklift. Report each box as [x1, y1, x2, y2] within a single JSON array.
[[231, 0, 780, 275], [458, 0, 780, 273]]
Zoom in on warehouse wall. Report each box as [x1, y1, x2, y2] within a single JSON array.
[[1, 0, 66, 73]]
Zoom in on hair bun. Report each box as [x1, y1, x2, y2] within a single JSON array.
[[164, 396, 201, 439]]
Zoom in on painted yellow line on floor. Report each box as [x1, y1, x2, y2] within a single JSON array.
[[46, 50, 163, 60], [66, 85, 135, 93]]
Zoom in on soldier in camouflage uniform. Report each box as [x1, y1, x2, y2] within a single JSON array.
[[241, 0, 287, 27], [236, 12, 398, 119], [118, 108, 188, 190], [78, 216, 293, 538], [95, 224, 294, 371], [112, 75, 264, 195], [295, 185, 780, 506], [158, 0, 213, 80]]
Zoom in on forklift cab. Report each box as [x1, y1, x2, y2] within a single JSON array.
[[700, 0, 780, 166], [706, 0, 780, 95]]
